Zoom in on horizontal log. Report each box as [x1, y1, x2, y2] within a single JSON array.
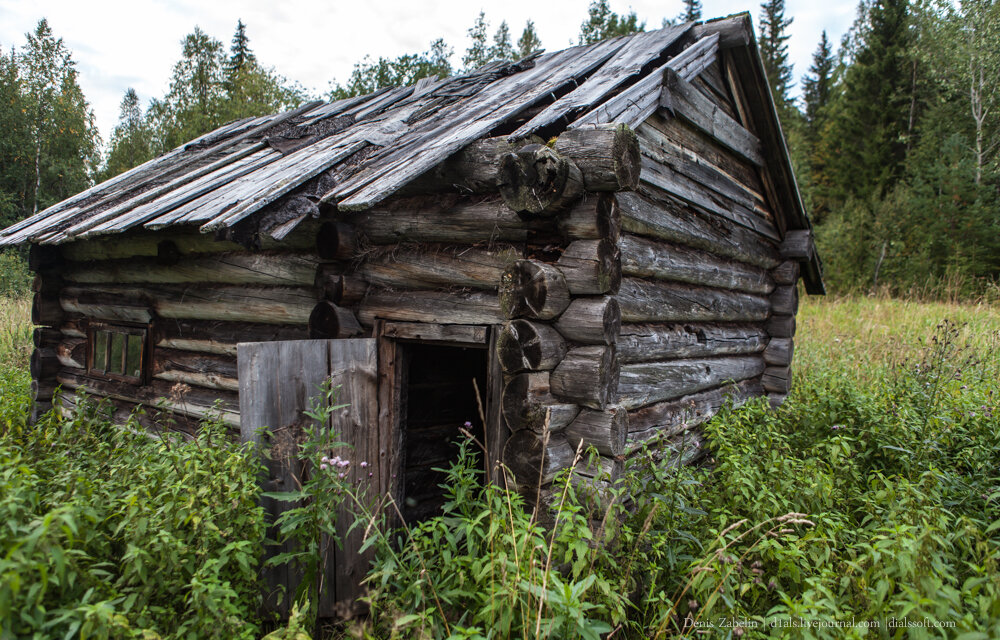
[[690, 14, 752, 49], [56, 369, 240, 427], [617, 278, 770, 323], [502, 431, 575, 487], [763, 337, 793, 366], [308, 301, 363, 339], [762, 366, 791, 393], [550, 345, 619, 409], [317, 272, 367, 306], [63, 253, 321, 287], [556, 239, 621, 295], [155, 319, 310, 356], [771, 260, 800, 286], [350, 194, 547, 245], [31, 347, 59, 379], [617, 322, 768, 362], [620, 234, 774, 294], [61, 285, 316, 325], [627, 379, 762, 452], [563, 408, 627, 457], [552, 123, 641, 191], [573, 453, 623, 481], [765, 314, 796, 338], [56, 391, 224, 438], [498, 144, 583, 215], [502, 372, 580, 433], [316, 221, 358, 260], [32, 294, 63, 326], [780, 229, 815, 261], [358, 246, 517, 291], [56, 337, 87, 369], [382, 322, 488, 345], [32, 379, 56, 402], [616, 190, 779, 269], [557, 193, 620, 243], [60, 319, 86, 339], [499, 260, 570, 320], [358, 289, 503, 325], [770, 286, 798, 316], [398, 136, 516, 195], [496, 320, 567, 373], [618, 355, 766, 409], [58, 223, 318, 261], [153, 348, 239, 392], [554, 297, 620, 345]]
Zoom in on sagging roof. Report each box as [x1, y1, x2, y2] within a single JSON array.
[[0, 13, 821, 292]]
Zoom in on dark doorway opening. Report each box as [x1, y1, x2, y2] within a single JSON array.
[[401, 343, 488, 523]]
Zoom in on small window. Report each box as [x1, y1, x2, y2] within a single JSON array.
[[88, 323, 148, 384]]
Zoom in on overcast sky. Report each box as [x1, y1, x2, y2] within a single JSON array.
[[0, 0, 858, 146]]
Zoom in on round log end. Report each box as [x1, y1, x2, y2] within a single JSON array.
[[610, 124, 641, 191], [499, 260, 571, 320], [496, 320, 567, 373], [309, 301, 362, 339], [156, 240, 181, 266], [317, 221, 357, 260], [498, 144, 583, 215]]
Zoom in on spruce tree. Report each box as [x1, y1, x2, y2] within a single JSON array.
[[802, 30, 834, 127], [517, 20, 542, 59], [578, 0, 644, 45], [102, 88, 152, 180], [463, 12, 490, 70], [226, 19, 256, 77], [489, 21, 515, 62], [758, 0, 794, 111], [682, 0, 702, 22]]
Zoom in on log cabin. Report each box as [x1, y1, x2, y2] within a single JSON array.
[[0, 13, 823, 613]]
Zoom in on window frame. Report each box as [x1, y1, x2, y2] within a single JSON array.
[[86, 321, 150, 385]]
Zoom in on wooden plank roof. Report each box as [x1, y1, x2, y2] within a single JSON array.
[[0, 13, 821, 295]]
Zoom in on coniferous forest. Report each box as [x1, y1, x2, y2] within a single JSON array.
[[1, 0, 998, 298]]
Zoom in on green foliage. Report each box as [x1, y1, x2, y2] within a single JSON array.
[[0, 250, 31, 297], [0, 364, 266, 638], [517, 21, 543, 59], [681, 0, 703, 22], [758, 0, 794, 112], [578, 0, 645, 45], [99, 88, 153, 181], [331, 39, 452, 100]]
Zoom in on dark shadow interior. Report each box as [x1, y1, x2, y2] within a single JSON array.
[[401, 343, 487, 523]]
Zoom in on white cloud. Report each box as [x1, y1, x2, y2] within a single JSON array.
[[0, 0, 856, 147]]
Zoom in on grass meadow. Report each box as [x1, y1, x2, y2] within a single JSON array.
[[0, 293, 997, 638]]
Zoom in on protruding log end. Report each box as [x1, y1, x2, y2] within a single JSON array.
[[556, 239, 622, 295], [502, 430, 575, 487], [554, 297, 621, 345], [30, 347, 59, 380], [769, 286, 799, 316], [31, 294, 63, 327], [499, 259, 571, 320], [550, 345, 619, 409], [761, 366, 791, 394], [553, 123, 641, 192], [316, 221, 357, 260], [502, 372, 580, 433], [563, 407, 628, 457], [557, 193, 621, 243], [308, 301, 363, 339], [496, 320, 567, 373], [498, 144, 583, 215]]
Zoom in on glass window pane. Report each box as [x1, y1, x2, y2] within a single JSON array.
[[93, 331, 108, 371], [126, 334, 143, 379], [109, 333, 125, 375]]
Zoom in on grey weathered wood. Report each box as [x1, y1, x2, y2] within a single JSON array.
[[780, 229, 815, 261], [501, 372, 580, 433], [485, 325, 508, 484], [155, 320, 310, 357], [667, 33, 720, 81], [381, 322, 488, 346], [557, 194, 620, 243], [618, 355, 765, 409], [398, 137, 515, 195], [616, 190, 780, 269], [552, 124, 642, 191], [32, 293, 63, 326], [55, 337, 86, 369], [763, 337, 793, 366], [317, 271, 368, 307], [627, 378, 762, 453], [761, 365, 791, 393], [316, 222, 358, 260], [358, 246, 518, 291], [661, 68, 764, 167], [358, 289, 504, 325], [619, 234, 774, 294], [770, 285, 799, 315], [308, 301, 364, 339], [556, 239, 621, 295], [153, 348, 239, 392], [64, 252, 321, 287], [617, 278, 770, 323], [765, 314, 796, 338], [496, 320, 567, 373], [550, 345, 619, 409], [499, 260, 571, 320], [502, 430, 576, 487], [617, 322, 768, 362], [690, 14, 752, 49], [498, 144, 584, 215], [563, 407, 627, 457], [554, 297, 621, 345], [30, 347, 59, 379], [771, 260, 800, 285]]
